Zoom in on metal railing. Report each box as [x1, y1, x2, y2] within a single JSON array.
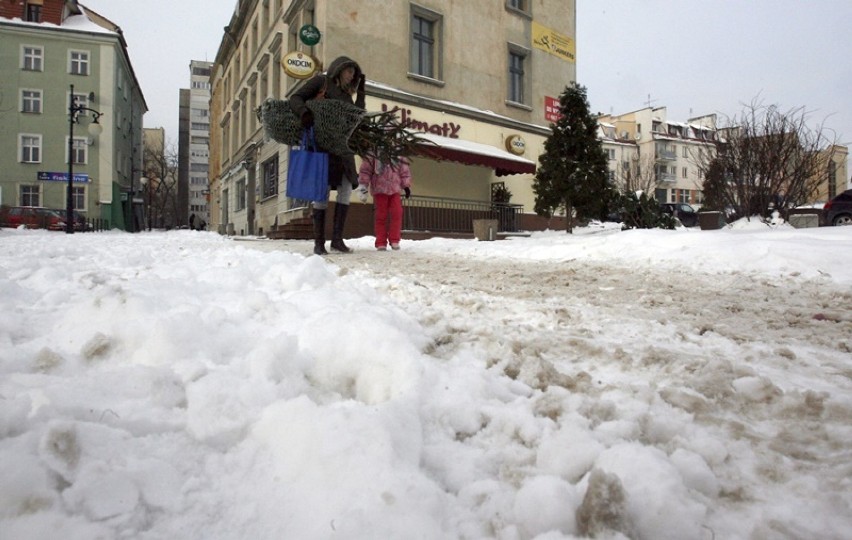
[[402, 195, 523, 233]]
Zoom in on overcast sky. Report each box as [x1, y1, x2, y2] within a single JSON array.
[[80, 0, 851, 178]]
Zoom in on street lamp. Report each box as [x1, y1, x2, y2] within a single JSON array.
[[67, 83, 103, 234]]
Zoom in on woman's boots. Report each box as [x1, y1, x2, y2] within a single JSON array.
[[313, 205, 351, 255], [312, 209, 328, 255], [330, 204, 352, 253]]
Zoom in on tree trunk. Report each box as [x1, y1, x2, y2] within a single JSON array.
[[565, 200, 574, 234]]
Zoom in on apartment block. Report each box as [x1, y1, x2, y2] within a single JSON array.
[[178, 60, 213, 228], [0, 0, 147, 230], [597, 107, 718, 207]]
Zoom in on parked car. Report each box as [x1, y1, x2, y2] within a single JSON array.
[[0, 206, 66, 231], [660, 202, 699, 227], [822, 189, 852, 226], [51, 209, 92, 231]]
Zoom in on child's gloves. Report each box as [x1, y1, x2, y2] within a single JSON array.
[[404, 187, 411, 199], [358, 185, 369, 203]]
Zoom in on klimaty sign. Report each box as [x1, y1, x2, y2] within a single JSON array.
[[532, 21, 575, 63]]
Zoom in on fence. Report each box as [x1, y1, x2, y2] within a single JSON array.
[[402, 195, 523, 233]]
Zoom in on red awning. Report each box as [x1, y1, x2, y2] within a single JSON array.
[[413, 133, 536, 176]]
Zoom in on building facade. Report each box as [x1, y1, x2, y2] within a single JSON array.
[[812, 145, 849, 204], [597, 107, 718, 207], [178, 60, 212, 228], [0, 0, 147, 230], [209, 0, 575, 237]]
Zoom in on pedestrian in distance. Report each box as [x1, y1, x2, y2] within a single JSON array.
[[358, 156, 412, 251], [189, 213, 197, 231], [289, 56, 366, 255]]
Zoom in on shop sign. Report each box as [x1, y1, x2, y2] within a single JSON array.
[[505, 135, 526, 155], [544, 96, 562, 123], [380, 103, 461, 138], [282, 52, 317, 79], [299, 24, 321, 46], [38, 171, 89, 183], [532, 21, 576, 63]]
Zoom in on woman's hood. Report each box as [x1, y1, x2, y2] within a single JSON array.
[[326, 56, 362, 84]]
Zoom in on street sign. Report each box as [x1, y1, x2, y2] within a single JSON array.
[[38, 171, 90, 183]]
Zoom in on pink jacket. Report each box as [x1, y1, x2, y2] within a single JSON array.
[[358, 157, 412, 196]]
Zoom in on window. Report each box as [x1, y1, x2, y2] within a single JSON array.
[[21, 90, 42, 113], [68, 137, 87, 165], [827, 161, 837, 199], [69, 50, 90, 76], [682, 167, 688, 178], [71, 92, 90, 116], [682, 146, 688, 158], [508, 48, 527, 104], [20, 134, 42, 163], [262, 155, 278, 198], [236, 178, 246, 210], [25, 2, 42, 22], [606, 149, 615, 160], [20, 185, 40, 207], [410, 6, 442, 81], [22, 46, 43, 71], [191, 122, 210, 131], [506, 0, 530, 15], [72, 186, 85, 211]]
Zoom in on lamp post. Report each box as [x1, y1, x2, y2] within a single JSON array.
[[67, 83, 103, 234]]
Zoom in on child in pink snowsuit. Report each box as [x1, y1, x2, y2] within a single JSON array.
[[357, 156, 412, 250]]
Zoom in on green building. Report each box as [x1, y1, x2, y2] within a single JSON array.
[[0, 0, 146, 230]]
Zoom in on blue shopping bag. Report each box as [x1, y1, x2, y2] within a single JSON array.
[[286, 128, 328, 202]]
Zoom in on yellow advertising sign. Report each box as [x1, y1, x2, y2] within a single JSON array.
[[532, 21, 576, 63]]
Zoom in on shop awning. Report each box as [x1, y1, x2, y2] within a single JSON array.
[[413, 132, 537, 176]]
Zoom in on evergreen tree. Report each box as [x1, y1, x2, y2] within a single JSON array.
[[533, 83, 616, 233]]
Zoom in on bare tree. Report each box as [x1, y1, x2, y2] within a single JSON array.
[[142, 142, 179, 229], [615, 152, 660, 195], [693, 98, 837, 221]]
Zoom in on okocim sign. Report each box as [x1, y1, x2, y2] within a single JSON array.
[[281, 52, 317, 79]]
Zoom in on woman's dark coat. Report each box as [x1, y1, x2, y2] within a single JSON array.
[[289, 56, 365, 189]]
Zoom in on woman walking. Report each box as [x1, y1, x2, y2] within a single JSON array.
[[289, 56, 366, 255]]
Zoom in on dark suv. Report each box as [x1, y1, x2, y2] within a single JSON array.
[[660, 202, 699, 227], [822, 189, 852, 226]]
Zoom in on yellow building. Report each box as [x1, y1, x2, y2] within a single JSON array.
[[209, 0, 575, 237], [811, 145, 849, 204]]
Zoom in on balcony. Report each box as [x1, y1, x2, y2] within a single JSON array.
[[657, 173, 677, 183], [656, 149, 677, 161]]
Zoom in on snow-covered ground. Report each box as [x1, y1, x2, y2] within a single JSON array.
[[1, 220, 850, 539]]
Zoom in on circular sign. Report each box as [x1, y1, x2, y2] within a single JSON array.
[[505, 134, 526, 155], [299, 24, 321, 46], [282, 51, 317, 79]]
